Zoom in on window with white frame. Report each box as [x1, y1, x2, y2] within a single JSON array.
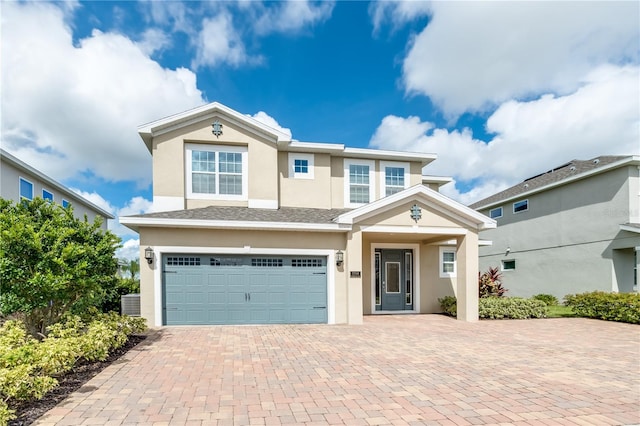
[[513, 199, 528, 213], [380, 161, 409, 197], [19, 177, 33, 201], [489, 207, 503, 219], [186, 144, 247, 200], [439, 247, 456, 278], [62, 199, 70, 208], [502, 259, 516, 271], [42, 189, 54, 202], [288, 153, 314, 179], [344, 159, 374, 207]]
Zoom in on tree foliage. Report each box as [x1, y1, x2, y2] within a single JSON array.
[[0, 198, 120, 337]]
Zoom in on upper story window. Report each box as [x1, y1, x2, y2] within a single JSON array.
[[186, 144, 248, 200], [489, 207, 503, 219], [288, 153, 314, 179], [439, 247, 457, 278], [513, 199, 529, 213], [380, 161, 409, 197], [344, 159, 375, 207], [42, 189, 54, 202], [19, 177, 33, 201], [62, 199, 71, 208]]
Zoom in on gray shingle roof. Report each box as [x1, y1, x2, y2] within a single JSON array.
[[128, 206, 352, 224], [469, 156, 631, 210]]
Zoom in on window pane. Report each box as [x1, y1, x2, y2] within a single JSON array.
[[62, 199, 70, 208], [443, 263, 454, 273], [350, 186, 369, 204], [192, 173, 216, 194], [443, 252, 455, 262], [502, 260, 516, 270], [42, 189, 54, 201], [294, 159, 308, 173], [386, 263, 400, 293], [349, 165, 369, 184], [385, 167, 404, 186], [385, 186, 403, 196], [219, 152, 242, 173], [219, 174, 242, 195], [490, 207, 502, 219], [192, 151, 215, 172], [514, 200, 528, 212], [19, 178, 33, 200]]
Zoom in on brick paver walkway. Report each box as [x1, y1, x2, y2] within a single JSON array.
[[35, 315, 639, 425]]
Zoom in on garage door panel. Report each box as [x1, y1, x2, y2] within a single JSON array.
[[163, 255, 327, 325]]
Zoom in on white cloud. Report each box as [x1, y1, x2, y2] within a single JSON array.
[[369, 0, 432, 34], [370, 64, 640, 204], [116, 238, 141, 262], [249, 111, 293, 139], [397, 1, 639, 116], [138, 28, 171, 55], [1, 2, 204, 187], [253, 1, 335, 35], [192, 11, 259, 69]]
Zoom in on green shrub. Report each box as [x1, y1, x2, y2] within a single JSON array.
[[564, 291, 640, 324], [479, 297, 547, 319], [0, 314, 146, 416], [439, 296, 457, 316], [0, 399, 16, 425], [439, 296, 547, 319], [532, 294, 559, 306]]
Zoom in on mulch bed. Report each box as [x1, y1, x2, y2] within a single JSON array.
[[7, 335, 147, 426]]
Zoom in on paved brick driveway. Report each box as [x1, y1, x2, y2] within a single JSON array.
[[36, 316, 639, 426]]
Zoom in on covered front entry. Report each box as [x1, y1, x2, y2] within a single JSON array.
[[375, 249, 413, 311], [162, 254, 328, 325]]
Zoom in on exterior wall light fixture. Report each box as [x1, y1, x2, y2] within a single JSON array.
[[336, 250, 344, 267], [144, 247, 154, 264]]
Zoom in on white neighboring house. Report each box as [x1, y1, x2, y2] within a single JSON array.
[[471, 155, 640, 298], [0, 149, 114, 228]]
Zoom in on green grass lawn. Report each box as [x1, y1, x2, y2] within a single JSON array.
[[546, 305, 576, 318]]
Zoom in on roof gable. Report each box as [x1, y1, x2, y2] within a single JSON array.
[[336, 185, 496, 231], [138, 102, 292, 153]]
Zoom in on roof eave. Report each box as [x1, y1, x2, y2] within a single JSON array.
[[119, 216, 352, 232], [472, 155, 640, 211]]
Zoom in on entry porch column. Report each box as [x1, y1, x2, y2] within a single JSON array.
[[456, 232, 479, 322], [346, 228, 363, 324]]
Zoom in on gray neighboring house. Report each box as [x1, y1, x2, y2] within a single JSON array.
[[470, 155, 640, 298], [1, 149, 114, 229]]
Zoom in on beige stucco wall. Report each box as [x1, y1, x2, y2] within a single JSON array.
[[359, 200, 467, 228], [278, 152, 333, 208], [139, 227, 348, 325], [152, 115, 279, 204]]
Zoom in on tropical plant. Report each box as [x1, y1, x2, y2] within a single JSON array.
[[478, 266, 507, 298]]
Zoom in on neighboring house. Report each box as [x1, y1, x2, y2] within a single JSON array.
[[470, 155, 640, 299], [0, 149, 114, 229], [120, 102, 495, 327]]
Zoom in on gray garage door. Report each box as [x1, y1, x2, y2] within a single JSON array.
[[162, 254, 327, 325]]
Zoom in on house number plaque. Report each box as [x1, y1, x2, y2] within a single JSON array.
[[350, 271, 361, 278]]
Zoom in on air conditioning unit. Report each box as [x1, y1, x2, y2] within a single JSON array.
[[121, 294, 141, 316]]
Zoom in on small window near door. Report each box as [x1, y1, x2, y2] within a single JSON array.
[[502, 260, 516, 271], [439, 247, 456, 278], [375, 252, 381, 305], [405, 252, 412, 305]]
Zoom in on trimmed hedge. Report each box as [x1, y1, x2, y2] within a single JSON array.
[[0, 313, 146, 424], [564, 291, 640, 324], [439, 296, 547, 319]]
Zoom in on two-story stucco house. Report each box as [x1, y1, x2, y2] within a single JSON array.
[[471, 155, 640, 299], [120, 102, 495, 326], [1, 149, 114, 229]]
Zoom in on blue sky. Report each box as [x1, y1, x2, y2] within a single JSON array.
[[2, 1, 639, 260]]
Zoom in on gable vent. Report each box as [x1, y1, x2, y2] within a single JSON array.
[[570, 166, 576, 171], [593, 158, 600, 164]]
